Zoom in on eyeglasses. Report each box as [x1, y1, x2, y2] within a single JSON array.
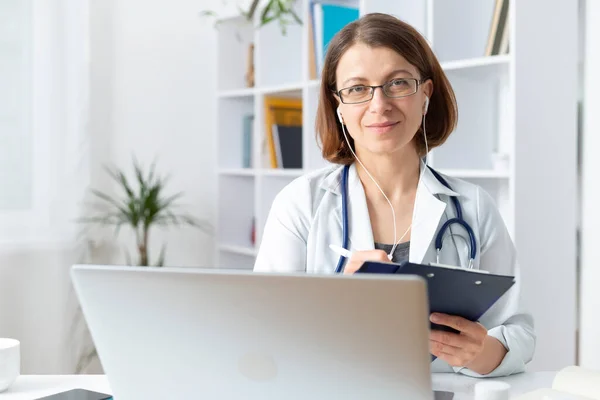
[[335, 78, 427, 104]]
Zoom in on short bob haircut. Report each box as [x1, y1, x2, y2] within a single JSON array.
[[316, 13, 458, 165]]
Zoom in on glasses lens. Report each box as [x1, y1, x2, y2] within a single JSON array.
[[385, 79, 417, 97], [340, 86, 372, 104]]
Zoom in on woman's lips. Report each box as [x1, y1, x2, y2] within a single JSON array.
[[365, 121, 399, 134]]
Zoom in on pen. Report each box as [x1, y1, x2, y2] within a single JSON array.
[[329, 244, 353, 258]]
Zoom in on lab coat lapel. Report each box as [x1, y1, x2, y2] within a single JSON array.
[[346, 164, 375, 252], [327, 162, 457, 260], [409, 164, 450, 264]]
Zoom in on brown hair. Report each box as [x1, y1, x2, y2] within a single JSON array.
[[315, 13, 458, 164]]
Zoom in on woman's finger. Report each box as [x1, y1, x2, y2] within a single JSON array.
[[429, 338, 462, 356], [432, 349, 475, 368], [430, 313, 487, 338], [343, 250, 389, 274], [430, 330, 470, 348]]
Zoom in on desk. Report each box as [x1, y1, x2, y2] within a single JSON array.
[[2, 372, 556, 399]]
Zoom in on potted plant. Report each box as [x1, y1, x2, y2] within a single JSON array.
[[201, 0, 302, 35], [79, 157, 211, 266], [71, 158, 212, 373]]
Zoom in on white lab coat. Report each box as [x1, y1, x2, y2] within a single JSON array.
[[254, 161, 536, 378]]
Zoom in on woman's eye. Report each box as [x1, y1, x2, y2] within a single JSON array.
[[348, 86, 365, 93], [391, 79, 408, 86]]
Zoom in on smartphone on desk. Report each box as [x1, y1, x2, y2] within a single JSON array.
[[35, 388, 112, 400]]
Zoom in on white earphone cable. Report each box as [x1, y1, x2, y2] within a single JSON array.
[[390, 112, 428, 253], [338, 101, 429, 261], [339, 122, 398, 261]]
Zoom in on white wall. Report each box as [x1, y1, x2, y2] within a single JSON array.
[[2, 0, 595, 374], [512, 0, 579, 372], [0, 0, 92, 374], [89, 0, 222, 268], [69, 0, 229, 373], [0, 245, 83, 373], [579, 0, 600, 371], [0, 0, 233, 374]]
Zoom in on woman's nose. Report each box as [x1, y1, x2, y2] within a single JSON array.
[[369, 87, 392, 113]]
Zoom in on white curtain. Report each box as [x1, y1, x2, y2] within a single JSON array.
[[0, 0, 92, 374]]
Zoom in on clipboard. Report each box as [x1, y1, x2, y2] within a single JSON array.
[[357, 261, 515, 334]]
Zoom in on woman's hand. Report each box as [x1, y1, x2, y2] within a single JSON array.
[[429, 313, 507, 375], [342, 250, 389, 274]]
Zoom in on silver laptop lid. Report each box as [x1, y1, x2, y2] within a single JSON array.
[[71, 265, 433, 400]]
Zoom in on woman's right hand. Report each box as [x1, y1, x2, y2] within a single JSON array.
[[343, 250, 390, 274]]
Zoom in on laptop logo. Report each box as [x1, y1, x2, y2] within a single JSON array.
[[238, 352, 278, 381]]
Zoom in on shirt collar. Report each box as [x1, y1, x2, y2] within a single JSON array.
[[320, 160, 460, 197]]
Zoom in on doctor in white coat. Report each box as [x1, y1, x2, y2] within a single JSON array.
[[254, 13, 535, 378]]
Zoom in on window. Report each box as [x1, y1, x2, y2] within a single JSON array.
[[0, 0, 33, 210]]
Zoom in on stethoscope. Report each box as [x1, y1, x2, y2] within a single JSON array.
[[334, 164, 477, 273]]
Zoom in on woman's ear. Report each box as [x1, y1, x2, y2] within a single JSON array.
[[422, 80, 433, 115], [337, 106, 344, 124]]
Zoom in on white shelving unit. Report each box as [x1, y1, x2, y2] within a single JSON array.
[[212, 0, 579, 373], [214, 0, 514, 267]]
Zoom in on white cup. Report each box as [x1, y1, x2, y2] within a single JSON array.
[[0, 338, 20, 392], [474, 381, 510, 400]]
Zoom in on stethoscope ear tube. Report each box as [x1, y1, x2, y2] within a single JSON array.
[[335, 165, 351, 274], [435, 217, 477, 265]]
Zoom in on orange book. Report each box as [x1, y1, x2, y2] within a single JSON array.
[[264, 97, 302, 168]]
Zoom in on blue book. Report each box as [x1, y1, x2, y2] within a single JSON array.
[[321, 4, 359, 54], [310, 2, 359, 74], [242, 114, 253, 168]]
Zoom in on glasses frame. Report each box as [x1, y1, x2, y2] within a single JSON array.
[[334, 77, 429, 105]]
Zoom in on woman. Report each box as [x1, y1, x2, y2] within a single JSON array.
[[254, 13, 535, 378]]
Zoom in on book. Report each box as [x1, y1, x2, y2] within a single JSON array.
[[263, 97, 302, 168], [514, 366, 600, 400], [307, 8, 317, 80], [272, 124, 302, 169], [485, 0, 509, 56], [310, 1, 359, 76], [242, 114, 253, 168]]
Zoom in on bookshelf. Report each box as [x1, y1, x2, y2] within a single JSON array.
[[212, 0, 578, 372], [214, 0, 515, 268]]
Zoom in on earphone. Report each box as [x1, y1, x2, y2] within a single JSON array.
[[335, 97, 430, 263], [336, 105, 412, 261]]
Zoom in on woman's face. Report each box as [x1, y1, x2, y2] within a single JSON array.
[[335, 43, 432, 157]]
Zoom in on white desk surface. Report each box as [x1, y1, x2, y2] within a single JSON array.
[[2, 372, 556, 399]]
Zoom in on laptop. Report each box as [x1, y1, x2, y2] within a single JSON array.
[[71, 264, 436, 400]]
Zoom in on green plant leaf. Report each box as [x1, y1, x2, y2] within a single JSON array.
[[117, 171, 135, 199], [260, 15, 278, 26], [159, 192, 184, 210], [289, 7, 302, 24], [89, 189, 130, 217], [156, 243, 167, 267], [199, 10, 217, 17], [147, 158, 157, 186], [124, 247, 132, 266], [259, 1, 270, 21], [246, 0, 260, 20], [79, 157, 212, 268]]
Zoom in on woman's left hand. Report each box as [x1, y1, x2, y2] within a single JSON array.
[[429, 312, 488, 368]]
